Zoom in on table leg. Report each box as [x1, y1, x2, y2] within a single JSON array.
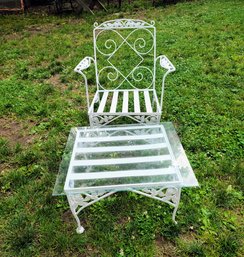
[[172, 189, 181, 224], [67, 187, 181, 233], [132, 187, 181, 224], [67, 191, 116, 233]]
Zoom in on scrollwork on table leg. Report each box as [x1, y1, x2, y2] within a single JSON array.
[[67, 191, 116, 233], [67, 194, 85, 234], [132, 187, 181, 224]]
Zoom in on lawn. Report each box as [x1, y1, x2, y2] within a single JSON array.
[[0, 0, 243, 256]]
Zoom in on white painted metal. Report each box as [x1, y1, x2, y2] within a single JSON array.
[[77, 133, 163, 142], [66, 182, 182, 194], [144, 90, 153, 113], [97, 91, 109, 113], [134, 90, 140, 113], [75, 143, 167, 153], [156, 55, 176, 112], [72, 155, 171, 166], [99, 89, 154, 92], [80, 123, 162, 132], [132, 187, 181, 223], [69, 167, 177, 180], [67, 191, 115, 234], [88, 91, 99, 114], [64, 125, 182, 194], [66, 185, 181, 233], [122, 91, 129, 113], [110, 91, 119, 113], [54, 123, 199, 233], [90, 89, 159, 114], [74, 19, 176, 127]]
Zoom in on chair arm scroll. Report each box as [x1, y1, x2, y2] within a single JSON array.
[[157, 55, 176, 72], [74, 57, 94, 74], [74, 56, 94, 112], [156, 55, 176, 111]]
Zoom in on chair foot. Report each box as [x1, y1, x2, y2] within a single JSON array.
[[76, 226, 85, 234]]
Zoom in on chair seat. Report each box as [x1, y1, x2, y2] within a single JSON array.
[[89, 89, 161, 115]]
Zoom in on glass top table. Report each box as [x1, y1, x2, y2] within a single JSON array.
[[53, 122, 198, 233]]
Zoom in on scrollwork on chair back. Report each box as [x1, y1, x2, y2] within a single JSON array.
[[93, 19, 156, 90]]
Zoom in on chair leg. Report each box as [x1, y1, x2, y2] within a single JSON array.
[[89, 115, 95, 127]]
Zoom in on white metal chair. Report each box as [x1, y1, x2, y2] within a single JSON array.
[[74, 19, 176, 127]]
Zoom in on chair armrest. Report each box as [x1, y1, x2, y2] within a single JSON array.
[[74, 57, 93, 74], [74, 56, 94, 110], [157, 55, 176, 72], [156, 55, 176, 111]]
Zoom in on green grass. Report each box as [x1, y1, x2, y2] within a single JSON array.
[[0, 0, 244, 256]]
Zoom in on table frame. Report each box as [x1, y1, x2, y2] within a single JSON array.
[[67, 187, 181, 234], [53, 123, 198, 233]]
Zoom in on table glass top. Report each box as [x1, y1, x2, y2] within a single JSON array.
[[53, 123, 198, 195]]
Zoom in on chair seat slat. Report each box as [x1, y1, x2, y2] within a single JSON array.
[[93, 89, 160, 114], [110, 91, 119, 113], [97, 92, 109, 113], [144, 91, 153, 113], [134, 90, 140, 113], [122, 91, 129, 113]]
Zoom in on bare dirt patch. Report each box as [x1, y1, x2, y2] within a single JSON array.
[[155, 237, 177, 257], [2, 32, 22, 41], [62, 210, 74, 223], [27, 23, 59, 35], [179, 231, 197, 242], [46, 74, 67, 92], [47, 73, 62, 86], [0, 163, 12, 174], [0, 117, 36, 147], [3, 23, 59, 41]]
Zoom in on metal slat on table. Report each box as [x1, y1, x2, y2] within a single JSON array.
[[75, 143, 167, 153], [64, 124, 184, 193]]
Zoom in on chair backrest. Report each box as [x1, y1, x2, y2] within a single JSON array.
[[93, 19, 156, 91]]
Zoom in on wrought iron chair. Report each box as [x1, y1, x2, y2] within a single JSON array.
[[74, 19, 175, 126]]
